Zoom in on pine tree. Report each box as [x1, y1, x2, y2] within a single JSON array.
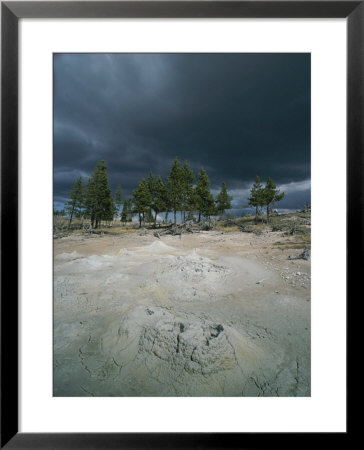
[[166, 157, 183, 225], [248, 176, 265, 224], [121, 198, 133, 224], [262, 177, 285, 223], [153, 176, 167, 226], [85, 160, 115, 228], [215, 182, 232, 218], [147, 172, 156, 225], [181, 161, 195, 222], [114, 185, 123, 218], [194, 168, 215, 221], [147, 172, 155, 197], [65, 177, 85, 229], [133, 178, 152, 228]]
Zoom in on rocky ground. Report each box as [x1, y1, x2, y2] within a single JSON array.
[[54, 225, 310, 397]]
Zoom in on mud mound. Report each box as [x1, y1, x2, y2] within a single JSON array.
[[149, 252, 232, 302], [136, 240, 177, 254], [57, 254, 115, 272], [77, 306, 249, 395], [139, 313, 235, 375], [166, 252, 230, 283], [66, 305, 308, 396], [117, 248, 133, 256], [55, 251, 82, 261]]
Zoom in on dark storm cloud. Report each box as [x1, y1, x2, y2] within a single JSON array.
[[54, 53, 310, 209]]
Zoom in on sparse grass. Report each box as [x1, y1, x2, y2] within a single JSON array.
[[215, 211, 311, 247], [53, 216, 140, 235], [97, 226, 138, 234], [215, 225, 240, 232], [275, 243, 311, 250], [54, 211, 311, 243]]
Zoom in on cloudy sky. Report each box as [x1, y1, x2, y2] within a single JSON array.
[[54, 53, 310, 213]]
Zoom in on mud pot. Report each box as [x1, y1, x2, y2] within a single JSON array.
[[54, 230, 310, 396]]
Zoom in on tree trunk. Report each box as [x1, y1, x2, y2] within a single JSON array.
[[174, 210, 177, 225], [68, 206, 75, 229]]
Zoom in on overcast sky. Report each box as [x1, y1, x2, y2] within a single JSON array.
[[54, 53, 310, 213]]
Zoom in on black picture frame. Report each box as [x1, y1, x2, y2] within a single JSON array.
[[1, 1, 356, 448]]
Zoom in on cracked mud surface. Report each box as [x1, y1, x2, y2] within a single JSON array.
[[54, 230, 310, 396]]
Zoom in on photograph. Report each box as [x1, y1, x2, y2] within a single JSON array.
[[53, 53, 311, 397]]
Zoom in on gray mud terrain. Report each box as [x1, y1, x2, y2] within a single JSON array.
[[54, 231, 310, 396]]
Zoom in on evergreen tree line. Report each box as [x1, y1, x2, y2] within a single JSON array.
[[132, 157, 233, 227], [63, 160, 285, 229], [247, 175, 285, 223], [64, 158, 233, 229], [65, 160, 115, 229]]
